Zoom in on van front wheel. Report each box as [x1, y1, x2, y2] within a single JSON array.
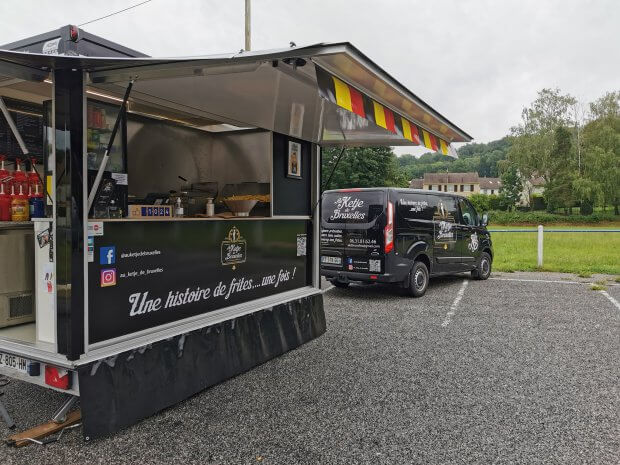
[[408, 261, 429, 297], [472, 252, 492, 280]]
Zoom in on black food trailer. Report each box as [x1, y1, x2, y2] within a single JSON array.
[[0, 26, 471, 440]]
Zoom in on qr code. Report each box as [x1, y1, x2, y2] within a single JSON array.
[[296, 234, 307, 257], [369, 259, 381, 272]]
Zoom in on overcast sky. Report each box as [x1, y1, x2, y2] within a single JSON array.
[[1, 0, 618, 155]]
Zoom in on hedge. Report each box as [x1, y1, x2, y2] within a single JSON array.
[[487, 210, 619, 225]]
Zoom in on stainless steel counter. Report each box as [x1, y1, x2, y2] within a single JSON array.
[[0, 221, 34, 230]]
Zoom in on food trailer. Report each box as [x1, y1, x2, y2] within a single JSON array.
[[0, 26, 471, 440]]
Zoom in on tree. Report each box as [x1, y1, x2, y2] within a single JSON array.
[[581, 92, 620, 214], [397, 137, 511, 180], [543, 126, 578, 213], [321, 146, 408, 191], [589, 91, 620, 120], [509, 88, 577, 182], [498, 162, 522, 211]]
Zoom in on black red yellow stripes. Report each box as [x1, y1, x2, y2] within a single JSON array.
[[316, 66, 453, 156]]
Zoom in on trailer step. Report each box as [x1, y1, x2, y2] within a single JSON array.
[[5, 409, 81, 447]]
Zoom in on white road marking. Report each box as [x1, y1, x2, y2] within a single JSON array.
[[490, 277, 619, 286], [322, 285, 335, 293], [600, 290, 620, 311], [441, 280, 468, 327]]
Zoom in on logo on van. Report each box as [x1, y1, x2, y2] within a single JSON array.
[[330, 196, 366, 221], [433, 201, 456, 242], [221, 226, 246, 269], [468, 233, 479, 252]]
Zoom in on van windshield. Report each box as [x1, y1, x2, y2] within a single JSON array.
[[322, 191, 385, 224]]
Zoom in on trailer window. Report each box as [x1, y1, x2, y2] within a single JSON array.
[[322, 191, 384, 224]]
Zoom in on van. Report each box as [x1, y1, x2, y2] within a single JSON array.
[[320, 188, 493, 296]]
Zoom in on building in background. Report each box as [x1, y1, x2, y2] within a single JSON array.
[[519, 176, 546, 206], [409, 172, 501, 197], [480, 177, 501, 195]]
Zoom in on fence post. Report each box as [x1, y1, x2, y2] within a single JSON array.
[[537, 225, 543, 268]]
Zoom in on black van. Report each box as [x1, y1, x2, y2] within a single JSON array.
[[320, 188, 493, 296]]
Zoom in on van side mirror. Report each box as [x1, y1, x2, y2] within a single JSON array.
[[481, 213, 489, 227]]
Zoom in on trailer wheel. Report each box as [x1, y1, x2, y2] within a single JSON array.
[[331, 280, 350, 288], [408, 261, 429, 297], [472, 252, 492, 280]]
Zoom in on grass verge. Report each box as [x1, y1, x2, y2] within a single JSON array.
[[491, 227, 620, 275]]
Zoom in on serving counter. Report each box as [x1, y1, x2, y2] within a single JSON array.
[[86, 217, 311, 345]]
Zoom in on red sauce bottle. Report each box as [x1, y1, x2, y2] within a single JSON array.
[[13, 158, 28, 197], [0, 154, 10, 194], [0, 182, 10, 221]]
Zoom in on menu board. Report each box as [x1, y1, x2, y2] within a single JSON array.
[[0, 98, 44, 161]]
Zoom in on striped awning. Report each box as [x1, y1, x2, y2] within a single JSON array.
[[316, 66, 456, 157]]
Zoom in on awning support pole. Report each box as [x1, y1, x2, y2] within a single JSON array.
[[311, 145, 347, 217], [87, 80, 134, 211], [0, 96, 30, 156]]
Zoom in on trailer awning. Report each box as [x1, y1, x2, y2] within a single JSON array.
[[0, 42, 472, 153], [316, 67, 454, 156]]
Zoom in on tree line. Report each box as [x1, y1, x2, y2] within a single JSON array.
[[322, 88, 619, 215]]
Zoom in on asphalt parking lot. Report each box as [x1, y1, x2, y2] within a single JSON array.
[[1, 272, 619, 465]]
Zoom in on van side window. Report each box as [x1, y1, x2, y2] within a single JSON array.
[[397, 193, 434, 225], [458, 199, 478, 226], [428, 195, 458, 222]]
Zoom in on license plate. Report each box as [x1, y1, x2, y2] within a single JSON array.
[[321, 256, 342, 265], [0, 352, 29, 374]]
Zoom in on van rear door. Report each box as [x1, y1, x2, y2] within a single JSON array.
[[320, 193, 346, 270], [322, 190, 386, 274]]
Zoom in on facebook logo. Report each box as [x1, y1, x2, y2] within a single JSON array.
[[100, 246, 116, 265]]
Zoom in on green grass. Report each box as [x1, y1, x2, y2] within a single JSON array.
[[491, 226, 620, 275], [591, 284, 607, 291]]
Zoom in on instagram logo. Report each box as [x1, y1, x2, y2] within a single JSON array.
[[100, 268, 117, 287]]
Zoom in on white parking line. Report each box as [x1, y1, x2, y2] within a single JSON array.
[[600, 290, 620, 311], [441, 280, 468, 327]]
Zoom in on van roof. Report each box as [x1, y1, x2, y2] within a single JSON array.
[[323, 187, 465, 200]]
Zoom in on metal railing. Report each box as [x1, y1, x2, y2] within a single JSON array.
[[488, 225, 620, 267]]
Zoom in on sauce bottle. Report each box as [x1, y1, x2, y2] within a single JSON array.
[[174, 197, 184, 218], [11, 184, 30, 221], [0, 154, 10, 192], [13, 158, 28, 197], [28, 159, 41, 192], [29, 182, 45, 218], [0, 183, 11, 221]]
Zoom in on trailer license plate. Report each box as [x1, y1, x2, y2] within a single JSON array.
[[0, 352, 28, 374], [321, 256, 342, 265]]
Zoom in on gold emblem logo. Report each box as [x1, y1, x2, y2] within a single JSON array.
[[221, 226, 247, 269]]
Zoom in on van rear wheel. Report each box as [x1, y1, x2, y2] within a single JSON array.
[[408, 261, 429, 297]]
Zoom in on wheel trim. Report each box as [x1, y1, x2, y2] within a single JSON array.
[[481, 258, 490, 276], [414, 269, 426, 290]]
